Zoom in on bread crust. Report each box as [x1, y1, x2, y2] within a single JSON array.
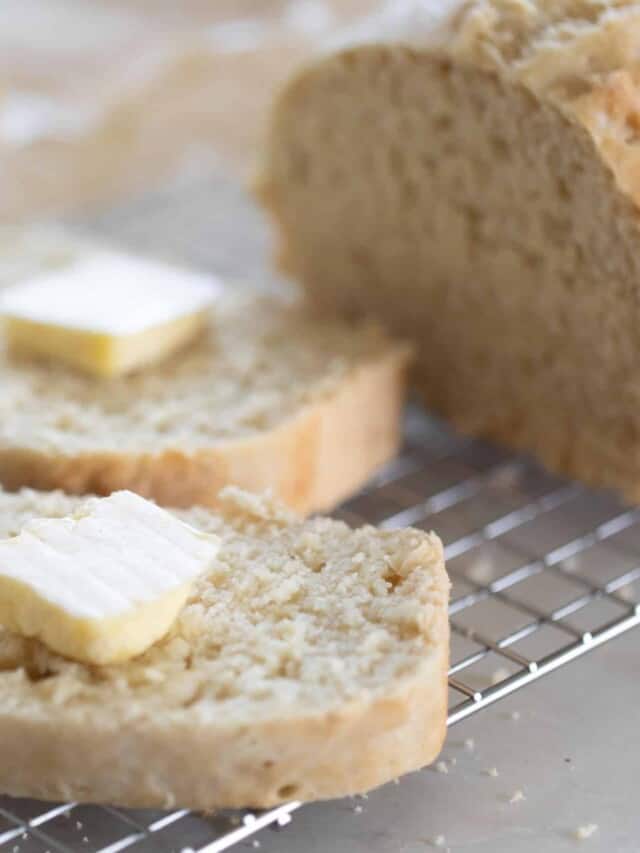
[[0, 644, 447, 810], [0, 347, 410, 514]]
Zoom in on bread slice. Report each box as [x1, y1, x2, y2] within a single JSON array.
[[0, 227, 410, 514], [257, 0, 640, 501], [0, 486, 449, 810]]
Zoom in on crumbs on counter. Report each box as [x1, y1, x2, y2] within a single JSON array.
[[574, 824, 598, 841], [465, 554, 494, 585], [616, 584, 637, 602], [484, 767, 499, 778], [489, 463, 523, 492], [491, 667, 511, 685], [509, 789, 525, 804]]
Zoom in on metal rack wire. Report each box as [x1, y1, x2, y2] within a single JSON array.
[[0, 175, 636, 852]]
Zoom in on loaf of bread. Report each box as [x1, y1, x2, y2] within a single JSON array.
[[0, 486, 449, 809], [258, 0, 640, 500], [0, 227, 410, 513]]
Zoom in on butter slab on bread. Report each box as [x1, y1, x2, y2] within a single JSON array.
[[0, 228, 410, 513], [258, 0, 640, 501], [0, 487, 449, 810], [0, 490, 220, 665]]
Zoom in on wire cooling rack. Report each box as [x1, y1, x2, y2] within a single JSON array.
[[1, 174, 638, 852], [2, 408, 639, 853]]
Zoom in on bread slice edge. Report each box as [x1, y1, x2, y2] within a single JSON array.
[[0, 344, 411, 514], [0, 640, 447, 810]]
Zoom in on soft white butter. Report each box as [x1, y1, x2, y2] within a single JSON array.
[[0, 250, 221, 376], [0, 491, 220, 664]]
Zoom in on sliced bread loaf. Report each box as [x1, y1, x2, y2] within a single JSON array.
[[0, 228, 410, 513], [0, 486, 449, 809], [258, 0, 640, 500]]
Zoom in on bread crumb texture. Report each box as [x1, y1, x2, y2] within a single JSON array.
[[0, 485, 447, 723], [260, 0, 640, 501]]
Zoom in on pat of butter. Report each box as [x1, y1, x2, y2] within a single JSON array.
[[0, 251, 220, 376], [0, 491, 220, 664]]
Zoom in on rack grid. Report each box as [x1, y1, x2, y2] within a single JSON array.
[[1, 175, 636, 852], [2, 405, 639, 853]]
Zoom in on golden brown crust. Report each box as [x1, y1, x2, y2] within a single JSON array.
[[0, 348, 410, 513], [448, 2, 640, 210]]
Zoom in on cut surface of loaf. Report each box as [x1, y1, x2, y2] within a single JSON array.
[[0, 486, 449, 810], [0, 228, 410, 513], [258, 0, 640, 501]]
